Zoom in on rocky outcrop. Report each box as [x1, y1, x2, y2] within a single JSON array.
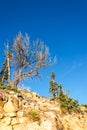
[[0, 89, 87, 130]]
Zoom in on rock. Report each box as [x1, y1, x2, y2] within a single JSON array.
[[45, 111, 56, 119], [1, 117, 11, 125], [3, 100, 17, 113], [8, 91, 15, 94], [0, 100, 4, 112], [13, 122, 46, 130], [0, 107, 3, 112], [5, 112, 17, 117], [17, 93, 24, 100], [0, 113, 4, 119], [13, 124, 26, 130], [17, 111, 24, 117], [11, 96, 19, 108], [41, 119, 53, 130], [0, 91, 5, 100], [0, 98, 4, 113], [11, 118, 19, 125], [0, 89, 87, 130], [0, 124, 12, 130], [0, 100, 4, 107], [0, 90, 8, 101], [18, 117, 29, 123]]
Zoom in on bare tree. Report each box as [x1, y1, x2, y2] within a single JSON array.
[[12, 33, 56, 87], [6, 43, 12, 86]]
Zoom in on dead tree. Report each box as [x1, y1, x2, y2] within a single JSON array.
[[12, 33, 56, 87], [6, 44, 12, 86]]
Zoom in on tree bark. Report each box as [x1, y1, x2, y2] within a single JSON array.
[[7, 53, 11, 86]]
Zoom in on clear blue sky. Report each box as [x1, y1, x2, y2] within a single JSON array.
[[0, 0, 87, 104]]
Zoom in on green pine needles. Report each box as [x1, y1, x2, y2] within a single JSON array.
[[49, 72, 80, 114], [49, 71, 63, 99]]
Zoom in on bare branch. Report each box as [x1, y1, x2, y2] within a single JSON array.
[[11, 33, 56, 87]]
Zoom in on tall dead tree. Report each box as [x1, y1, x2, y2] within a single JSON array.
[[12, 33, 56, 87], [6, 44, 12, 86]]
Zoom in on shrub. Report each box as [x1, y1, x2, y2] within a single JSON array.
[[28, 109, 41, 125], [0, 85, 20, 93], [59, 92, 80, 114], [0, 85, 7, 89], [84, 109, 87, 113], [82, 104, 87, 108]]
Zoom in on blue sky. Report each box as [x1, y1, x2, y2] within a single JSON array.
[[0, 0, 87, 104]]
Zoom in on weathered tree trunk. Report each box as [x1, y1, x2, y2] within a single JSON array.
[[12, 78, 20, 88], [7, 51, 11, 86], [12, 33, 56, 87], [12, 68, 22, 87]]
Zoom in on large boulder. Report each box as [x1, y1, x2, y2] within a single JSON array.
[[3, 100, 17, 113]]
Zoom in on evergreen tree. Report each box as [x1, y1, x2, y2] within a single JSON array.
[[49, 80, 58, 98], [59, 84, 63, 97], [49, 72, 58, 99], [51, 71, 55, 81], [0, 50, 12, 86], [49, 72, 64, 99]]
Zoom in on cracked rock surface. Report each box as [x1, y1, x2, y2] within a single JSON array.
[[0, 89, 87, 130]]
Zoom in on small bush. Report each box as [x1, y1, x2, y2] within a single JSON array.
[[8, 86, 20, 93], [59, 92, 80, 114], [84, 109, 87, 113], [29, 109, 41, 125], [61, 107, 68, 114], [0, 85, 20, 93], [82, 104, 87, 108], [0, 85, 7, 89]]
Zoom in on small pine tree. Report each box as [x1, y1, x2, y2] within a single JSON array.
[[49, 71, 58, 99], [51, 71, 55, 80], [59, 84, 63, 97], [49, 72, 64, 99], [49, 80, 58, 99]]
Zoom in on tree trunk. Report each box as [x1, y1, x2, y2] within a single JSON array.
[[7, 54, 11, 86], [12, 69, 22, 87], [12, 78, 20, 87]]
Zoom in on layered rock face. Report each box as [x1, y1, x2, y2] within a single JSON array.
[[0, 89, 87, 130]]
